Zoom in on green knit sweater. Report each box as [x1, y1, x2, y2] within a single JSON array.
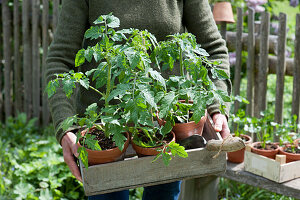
[[46, 0, 232, 143]]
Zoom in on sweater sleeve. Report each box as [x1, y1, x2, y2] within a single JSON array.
[[183, 0, 232, 117], [46, 0, 89, 144]]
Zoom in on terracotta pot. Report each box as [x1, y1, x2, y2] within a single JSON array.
[[157, 100, 207, 141], [251, 142, 279, 159], [77, 127, 130, 166], [227, 134, 252, 163], [131, 131, 176, 156], [213, 2, 235, 23], [278, 145, 300, 163]]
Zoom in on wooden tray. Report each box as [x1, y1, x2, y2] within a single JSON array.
[[244, 145, 300, 183], [79, 116, 226, 196]]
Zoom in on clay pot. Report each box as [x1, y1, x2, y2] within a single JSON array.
[[77, 127, 130, 166], [227, 134, 252, 163], [131, 131, 176, 156], [251, 142, 279, 159], [157, 100, 207, 141], [278, 143, 300, 163], [213, 2, 235, 23]]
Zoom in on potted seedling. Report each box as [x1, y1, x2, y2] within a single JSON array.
[[249, 111, 279, 159], [227, 109, 252, 163], [47, 14, 188, 167], [278, 115, 300, 163], [154, 33, 231, 141]]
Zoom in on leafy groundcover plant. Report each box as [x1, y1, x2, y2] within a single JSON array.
[[47, 14, 189, 167]]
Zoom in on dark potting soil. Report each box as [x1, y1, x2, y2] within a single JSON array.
[[81, 129, 117, 150], [284, 145, 300, 154], [254, 143, 278, 150], [137, 131, 173, 147]]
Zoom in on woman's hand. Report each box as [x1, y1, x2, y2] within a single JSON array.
[[61, 132, 82, 182], [212, 113, 231, 139]]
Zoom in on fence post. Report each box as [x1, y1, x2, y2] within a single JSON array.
[[14, 0, 22, 114], [23, 0, 32, 118], [292, 14, 300, 124], [246, 8, 255, 120], [2, 0, 12, 118], [257, 12, 270, 114], [42, 0, 50, 126], [53, 0, 59, 33], [32, 0, 41, 121], [233, 8, 243, 118], [274, 13, 287, 139]]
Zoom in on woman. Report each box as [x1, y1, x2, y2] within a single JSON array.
[[46, 0, 232, 199]]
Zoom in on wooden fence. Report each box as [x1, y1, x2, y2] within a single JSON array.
[[0, 2, 300, 132], [0, 0, 60, 125]]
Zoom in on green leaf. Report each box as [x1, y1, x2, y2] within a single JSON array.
[[62, 79, 76, 97], [141, 90, 157, 109], [192, 108, 206, 124], [169, 141, 188, 158], [75, 49, 85, 67], [78, 147, 88, 169], [85, 47, 94, 62], [84, 26, 102, 40], [59, 116, 77, 132], [79, 78, 89, 89], [216, 90, 231, 102], [148, 68, 166, 89], [161, 121, 172, 137], [85, 135, 102, 151], [106, 15, 120, 28], [112, 132, 127, 151], [162, 152, 172, 166], [46, 80, 59, 98], [212, 68, 229, 80]]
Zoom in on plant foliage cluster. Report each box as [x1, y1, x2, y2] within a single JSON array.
[[0, 114, 84, 200]]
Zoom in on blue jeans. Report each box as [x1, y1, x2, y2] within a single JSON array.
[[88, 181, 181, 200]]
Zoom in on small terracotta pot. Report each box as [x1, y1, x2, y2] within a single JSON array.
[[213, 2, 235, 23], [278, 145, 300, 163], [251, 142, 279, 159], [131, 131, 176, 156], [77, 127, 130, 166], [227, 134, 252, 163], [157, 100, 207, 141]]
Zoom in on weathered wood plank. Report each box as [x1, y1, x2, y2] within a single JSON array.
[[80, 149, 226, 196], [275, 13, 287, 127], [42, 0, 50, 126], [0, 6, 3, 121], [292, 14, 300, 123], [257, 12, 270, 114], [233, 8, 243, 116], [22, 0, 32, 118], [53, 0, 59, 33], [246, 8, 255, 118], [14, 0, 22, 114], [32, 0, 41, 120], [226, 31, 277, 55], [267, 56, 293, 76], [221, 162, 300, 199], [2, 0, 12, 117]]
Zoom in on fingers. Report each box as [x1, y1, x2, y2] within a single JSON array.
[[212, 113, 231, 139], [61, 132, 82, 182]]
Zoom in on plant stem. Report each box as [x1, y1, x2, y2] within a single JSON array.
[[105, 58, 112, 107], [179, 48, 184, 77], [89, 85, 104, 97]]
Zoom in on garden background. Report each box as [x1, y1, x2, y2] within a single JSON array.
[[0, 0, 300, 199]]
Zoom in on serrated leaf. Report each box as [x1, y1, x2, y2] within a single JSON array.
[[60, 116, 77, 132], [78, 147, 88, 169], [212, 68, 229, 80], [75, 49, 85, 67], [112, 132, 127, 151], [106, 15, 120, 28], [85, 135, 101, 151], [141, 90, 157, 109], [216, 90, 231, 102], [46, 80, 59, 98], [148, 69, 166, 89], [161, 121, 172, 137], [84, 26, 102, 40], [85, 47, 94, 62], [169, 141, 188, 158], [62, 79, 76, 97], [162, 152, 172, 166], [79, 78, 89, 89], [192, 108, 206, 124]]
